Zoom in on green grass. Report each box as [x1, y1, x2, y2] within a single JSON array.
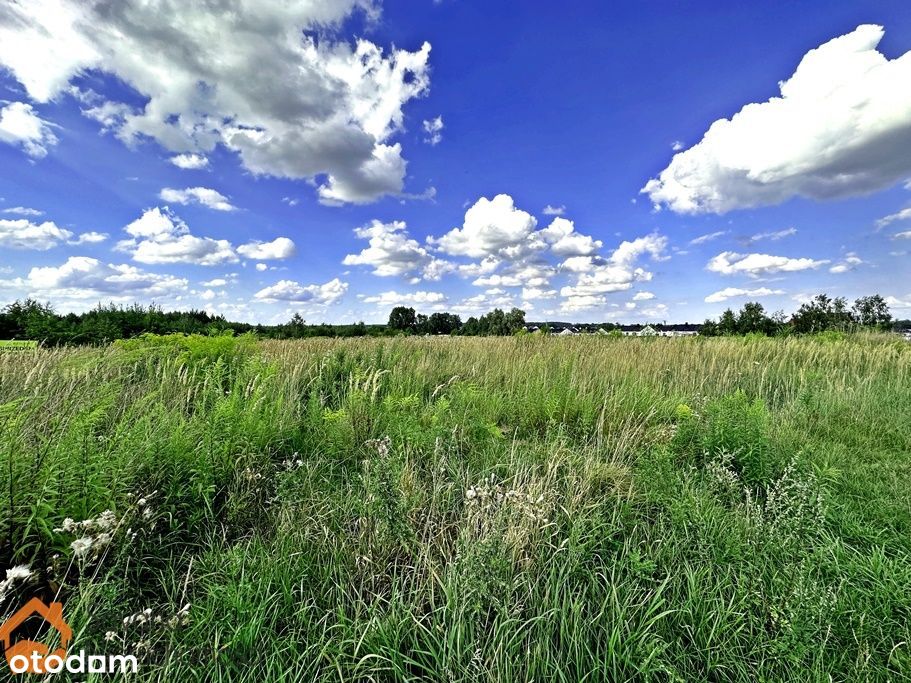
[[1, 333, 910, 681]]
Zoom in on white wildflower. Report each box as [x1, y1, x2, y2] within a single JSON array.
[[71, 537, 93, 557], [5, 565, 32, 582]]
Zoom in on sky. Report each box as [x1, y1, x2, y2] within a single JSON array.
[[1, 0, 910, 325]]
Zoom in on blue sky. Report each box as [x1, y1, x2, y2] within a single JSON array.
[[1, 0, 910, 324]]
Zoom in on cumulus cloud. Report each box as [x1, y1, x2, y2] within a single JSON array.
[[895, 230, 911, 240], [14, 256, 187, 303], [343, 219, 451, 281], [422, 116, 443, 145], [432, 195, 540, 260], [643, 25, 911, 213], [0, 1, 431, 204], [360, 290, 446, 306], [159, 187, 236, 212], [0, 218, 73, 249], [542, 204, 566, 216], [254, 278, 347, 305], [885, 295, 911, 309], [0, 102, 58, 158], [706, 251, 828, 277], [169, 153, 209, 170], [237, 237, 296, 261], [632, 291, 656, 301], [704, 287, 786, 303], [118, 207, 237, 266], [539, 217, 603, 256], [559, 234, 668, 306]]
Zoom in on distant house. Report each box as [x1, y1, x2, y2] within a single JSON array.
[[639, 325, 658, 337], [557, 327, 577, 336]]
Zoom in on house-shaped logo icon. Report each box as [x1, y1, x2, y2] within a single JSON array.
[[0, 598, 73, 674]]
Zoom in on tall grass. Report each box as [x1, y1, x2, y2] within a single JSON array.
[[1, 333, 909, 681]]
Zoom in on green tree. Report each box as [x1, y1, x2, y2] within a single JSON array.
[[387, 306, 417, 332], [852, 295, 892, 330]]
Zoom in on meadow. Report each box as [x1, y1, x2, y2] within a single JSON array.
[[1, 333, 910, 682]]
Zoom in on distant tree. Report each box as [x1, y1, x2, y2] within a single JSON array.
[[852, 295, 892, 330], [700, 318, 719, 337], [791, 294, 852, 333], [426, 312, 462, 335], [387, 306, 417, 332], [505, 307, 526, 335], [461, 316, 481, 336], [718, 309, 738, 335]]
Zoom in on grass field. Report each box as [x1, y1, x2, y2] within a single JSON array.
[[1, 333, 910, 681]]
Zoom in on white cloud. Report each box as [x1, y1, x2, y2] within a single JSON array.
[[0, 1, 431, 205], [706, 251, 828, 277], [539, 217, 603, 256], [255, 263, 268, 272], [169, 153, 209, 170], [748, 227, 797, 243], [360, 290, 446, 306], [2, 206, 43, 217], [201, 278, 228, 287], [432, 194, 540, 260], [18, 256, 187, 302], [876, 207, 911, 229], [118, 207, 237, 266], [68, 231, 108, 245], [690, 230, 727, 245], [643, 25, 911, 213], [422, 116, 443, 145], [542, 204, 566, 216], [632, 291, 656, 301], [343, 219, 451, 281], [159, 187, 236, 212], [884, 295, 911, 309], [704, 287, 786, 303], [671, 141, 684, 151], [560, 234, 667, 301], [0, 218, 72, 249], [0, 102, 58, 158], [237, 237, 296, 260], [895, 230, 911, 240], [828, 253, 863, 274], [473, 274, 522, 287], [254, 278, 347, 305], [521, 286, 557, 300]]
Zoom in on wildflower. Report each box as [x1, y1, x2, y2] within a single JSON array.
[[96, 510, 117, 531], [5, 565, 31, 582], [95, 532, 113, 547], [71, 537, 93, 557], [104, 631, 118, 642], [55, 518, 77, 533]]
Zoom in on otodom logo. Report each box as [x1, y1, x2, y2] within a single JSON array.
[[1, 598, 137, 675]]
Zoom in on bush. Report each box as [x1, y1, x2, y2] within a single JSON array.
[[672, 391, 778, 486]]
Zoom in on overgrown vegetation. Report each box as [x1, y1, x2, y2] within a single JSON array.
[[1, 333, 909, 681], [701, 293, 900, 336]]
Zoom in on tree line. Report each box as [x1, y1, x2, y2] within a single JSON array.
[[386, 306, 527, 336], [700, 294, 900, 336], [1, 295, 906, 346]]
